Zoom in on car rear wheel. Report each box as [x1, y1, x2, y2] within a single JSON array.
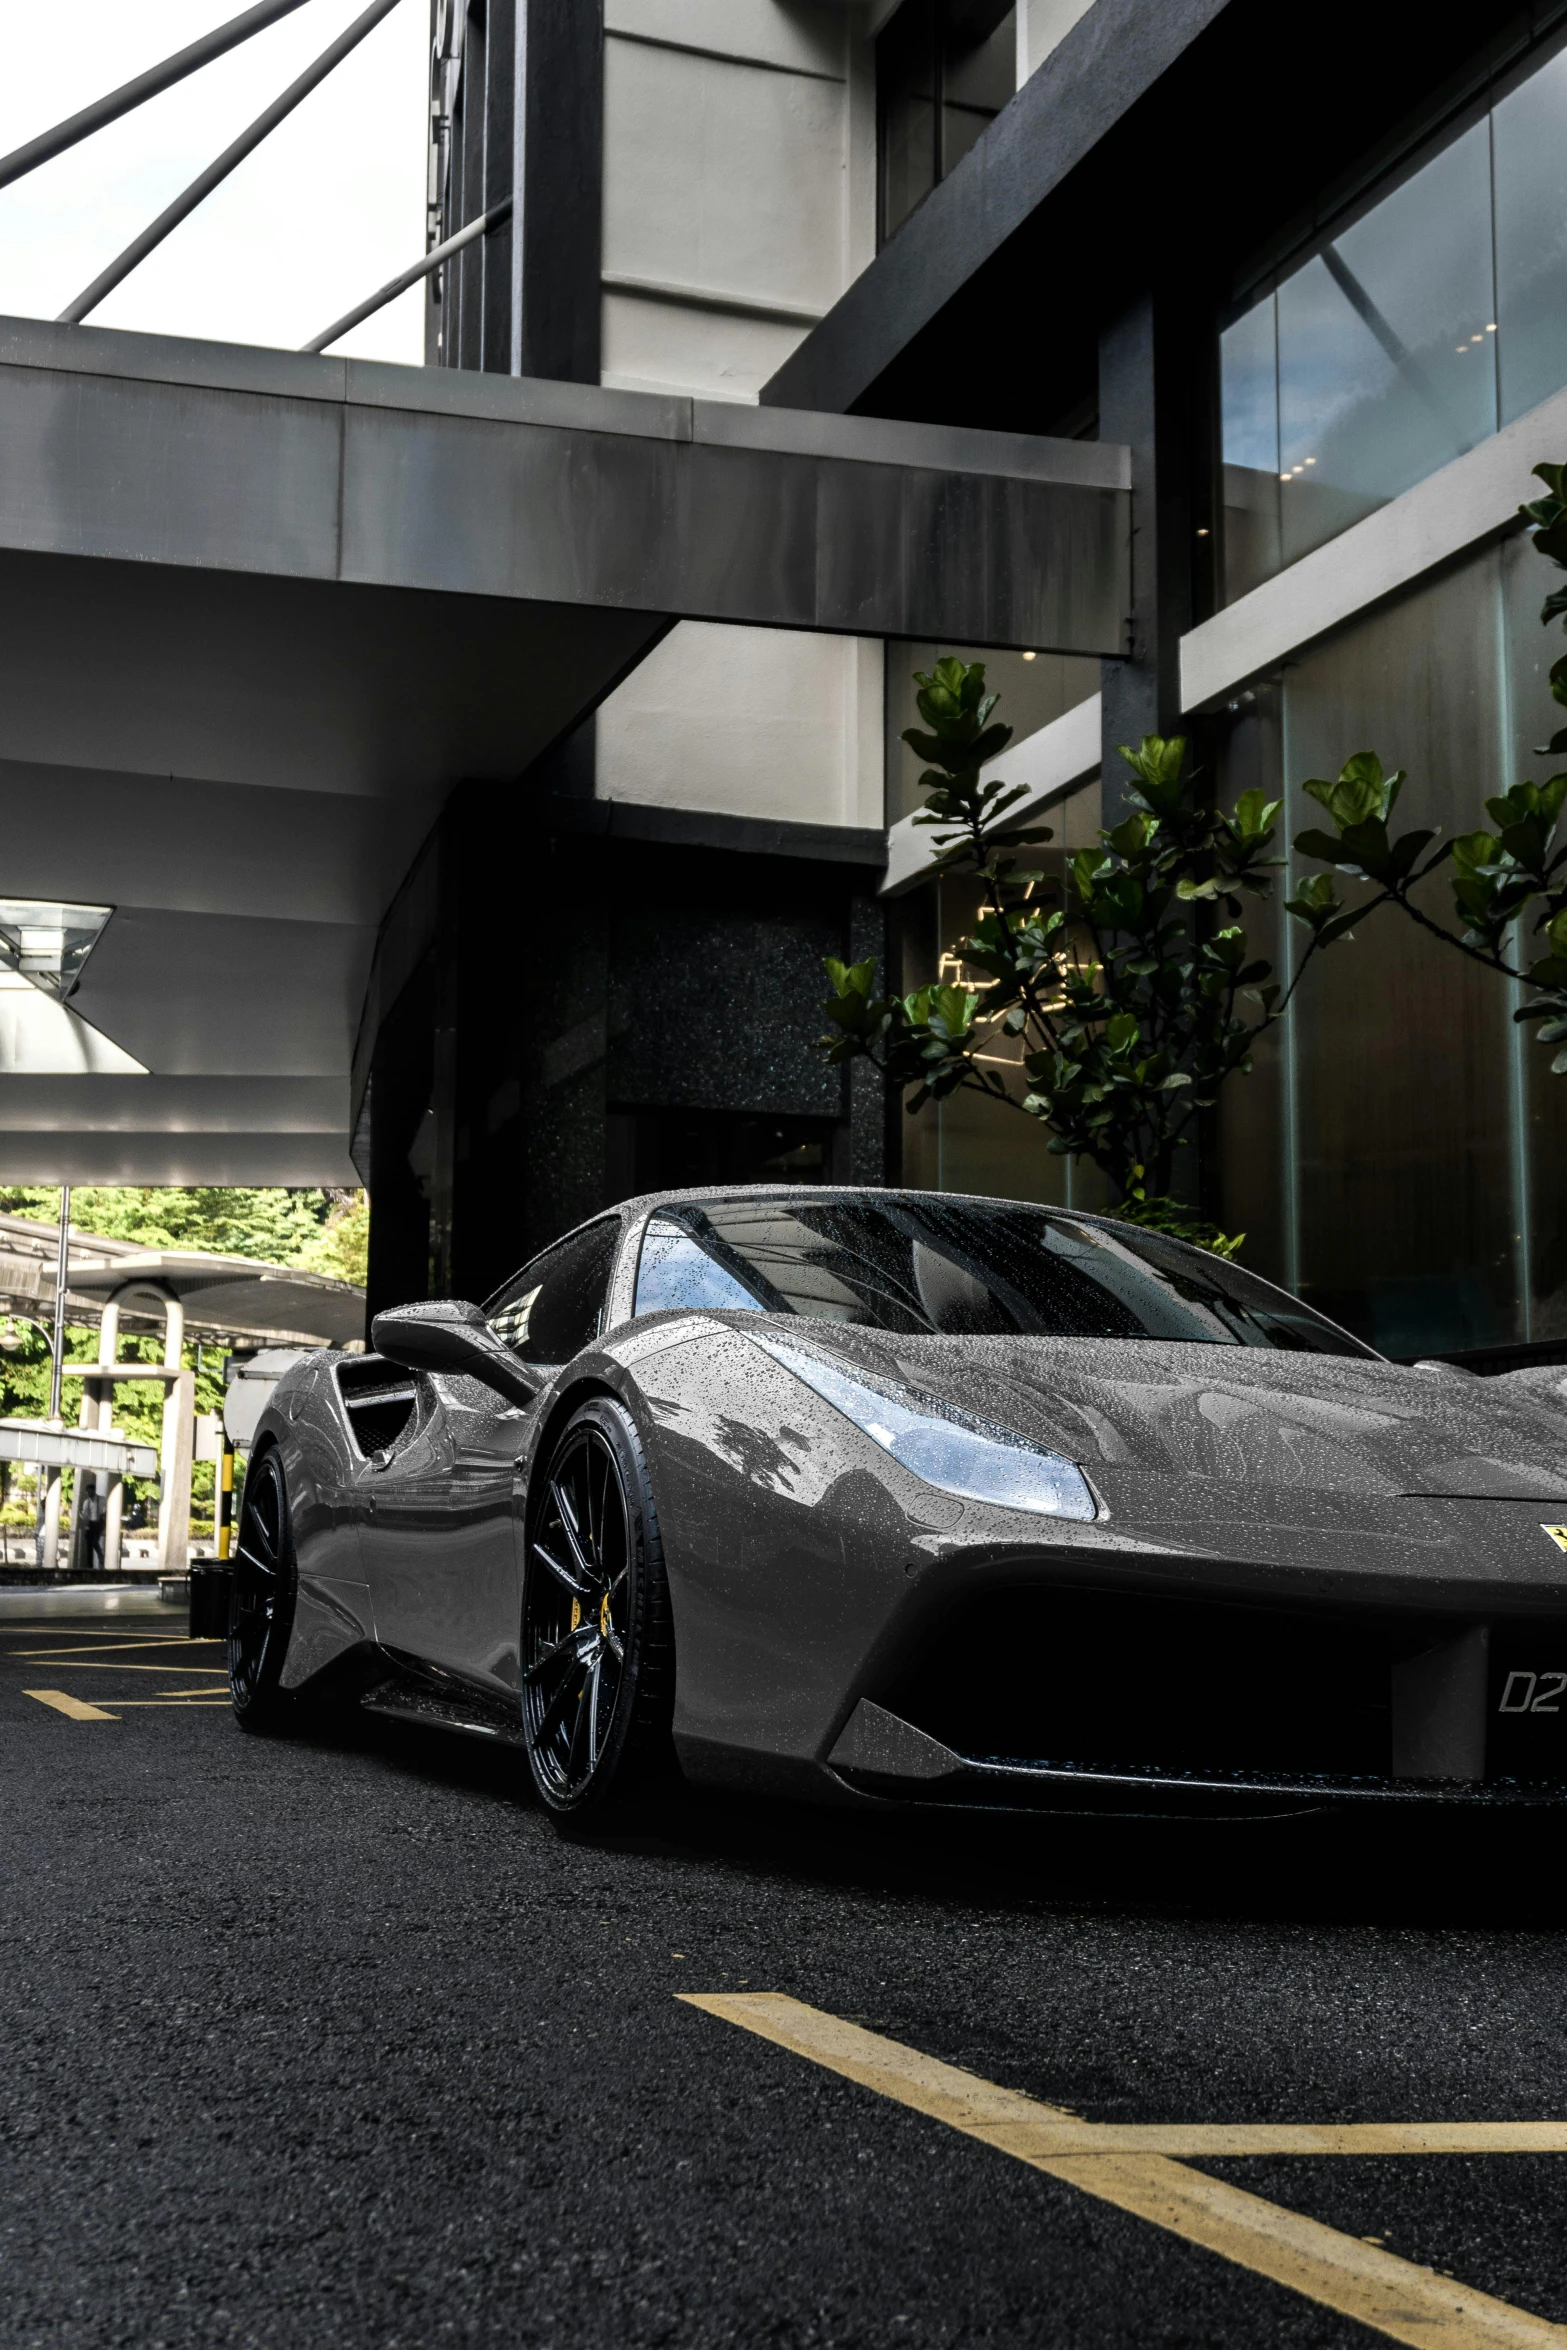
[[229, 1448, 299, 1732], [521, 1396, 674, 1821]]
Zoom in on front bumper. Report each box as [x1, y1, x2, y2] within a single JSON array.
[[827, 1698, 1567, 1818]]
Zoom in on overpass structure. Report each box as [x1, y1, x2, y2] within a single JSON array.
[[0, 314, 1130, 1190]]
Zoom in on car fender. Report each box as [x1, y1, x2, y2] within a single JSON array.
[[247, 1356, 376, 1691]]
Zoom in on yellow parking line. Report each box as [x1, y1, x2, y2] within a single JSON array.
[[683, 1993, 1567, 2350], [8, 1661, 231, 1673], [9, 1638, 220, 1659], [23, 1688, 118, 1721], [110, 1697, 230, 1707]]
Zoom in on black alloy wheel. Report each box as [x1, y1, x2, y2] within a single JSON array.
[[521, 1396, 674, 1820], [229, 1447, 298, 1732]]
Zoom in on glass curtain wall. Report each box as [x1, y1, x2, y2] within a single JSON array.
[[1220, 38, 1567, 602], [1216, 535, 1567, 1355], [895, 778, 1115, 1210]]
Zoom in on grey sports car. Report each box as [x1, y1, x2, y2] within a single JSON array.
[[222, 1186, 1567, 1819]]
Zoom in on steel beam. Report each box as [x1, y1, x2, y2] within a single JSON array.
[[0, 0, 314, 195], [303, 199, 513, 354], [60, 0, 406, 326]]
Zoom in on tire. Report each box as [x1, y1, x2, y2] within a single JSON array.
[[228, 1447, 299, 1733], [521, 1396, 675, 1822]]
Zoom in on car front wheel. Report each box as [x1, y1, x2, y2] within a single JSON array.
[[521, 1396, 674, 1821]]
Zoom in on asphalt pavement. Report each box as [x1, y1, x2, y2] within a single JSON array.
[[5, 1601, 1567, 2349]]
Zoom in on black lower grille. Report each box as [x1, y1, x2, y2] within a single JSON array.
[[883, 1588, 1567, 1786]]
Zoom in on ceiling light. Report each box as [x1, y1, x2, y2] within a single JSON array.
[[1471, 333, 1484, 343], [1280, 471, 1292, 482], [0, 900, 113, 1001], [1488, 322, 1498, 331], [1304, 456, 1317, 465], [1196, 526, 1209, 537], [1021, 650, 1036, 661]]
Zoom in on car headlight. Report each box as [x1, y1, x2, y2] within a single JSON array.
[[750, 1333, 1095, 1521]]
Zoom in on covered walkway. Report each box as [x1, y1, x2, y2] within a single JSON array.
[[0, 314, 1129, 1189]]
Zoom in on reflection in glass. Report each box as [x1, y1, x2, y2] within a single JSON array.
[[1273, 551, 1516, 1354], [1221, 84, 1535, 598], [879, 2, 1016, 243], [941, 10, 1016, 176], [1209, 542, 1567, 1355], [1278, 126, 1496, 569], [879, 0, 938, 242], [632, 1196, 1369, 1350], [1494, 44, 1567, 424], [1220, 295, 1281, 600]]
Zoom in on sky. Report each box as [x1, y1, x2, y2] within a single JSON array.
[[0, 0, 429, 362]]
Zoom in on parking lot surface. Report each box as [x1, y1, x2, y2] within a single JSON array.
[[5, 1602, 1567, 2348]]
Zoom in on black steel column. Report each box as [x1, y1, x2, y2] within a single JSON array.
[[511, 0, 603, 382], [1097, 289, 1195, 823]]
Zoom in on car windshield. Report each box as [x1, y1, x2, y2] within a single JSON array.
[[633, 1196, 1375, 1354]]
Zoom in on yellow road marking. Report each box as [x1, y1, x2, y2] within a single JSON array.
[[7, 1661, 230, 1674], [683, 1993, 1567, 2350], [109, 1697, 231, 1707], [23, 1688, 118, 1721], [8, 1638, 220, 1659]]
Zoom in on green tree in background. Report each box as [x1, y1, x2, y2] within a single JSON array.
[[815, 664, 1345, 1251], [1290, 463, 1567, 1062], [0, 1186, 368, 1533], [0, 1184, 367, 1277]]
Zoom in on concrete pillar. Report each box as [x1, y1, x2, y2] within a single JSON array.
[[37, 1454, 63, 1571], [156, 1295, 192, 1575], [65, 1378, 96, 1577], [98, 1298, 123, 1577]]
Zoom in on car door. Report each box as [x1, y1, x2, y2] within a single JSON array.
[[362, 1217, 623, 1693]]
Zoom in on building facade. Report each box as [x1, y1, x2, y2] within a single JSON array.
[[358, 0, 1567, 1358]]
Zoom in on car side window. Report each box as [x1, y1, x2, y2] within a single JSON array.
[[633, 1213, 767, 1318], [486, 1219, 621, 1365]]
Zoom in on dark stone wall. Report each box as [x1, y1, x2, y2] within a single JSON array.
[[358, 785, 887, 1310]]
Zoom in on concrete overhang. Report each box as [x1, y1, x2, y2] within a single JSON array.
[[0, 1216, 362, 1346], [0, 316, 1130, 1185]]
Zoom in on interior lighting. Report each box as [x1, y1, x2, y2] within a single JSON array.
[[1488, 322, 1498, 331], [1021, 650, 1036, 661], [1196, 526, 1210, 537], [1280, 470, 1292, 481], [1305, 456, 1317, 464], [0, 900, 113, 1000], [1471, 333, 1484, 342]]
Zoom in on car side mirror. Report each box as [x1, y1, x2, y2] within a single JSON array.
[[370, 1299, 541, 1410]]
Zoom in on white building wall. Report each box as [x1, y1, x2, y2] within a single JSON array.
[[595, 0, 885, 831], [1021, 0, 1096, 78]]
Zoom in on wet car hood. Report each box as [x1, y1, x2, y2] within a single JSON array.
[[748, 1323, 1567, 1502]]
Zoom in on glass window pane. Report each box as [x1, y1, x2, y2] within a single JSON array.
[[1501, 530, 1567, 1340], [1280, 548, 1518, 1355], [487, 1219, 620, 1362], [941, 9, 1016, 176], [880, 0, 937, 240], [1277, 122, 1497, 569], [1494, 43, 1567, 424], [634, 1215, 766, 1317], [1220, 295, 1282, 599]]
